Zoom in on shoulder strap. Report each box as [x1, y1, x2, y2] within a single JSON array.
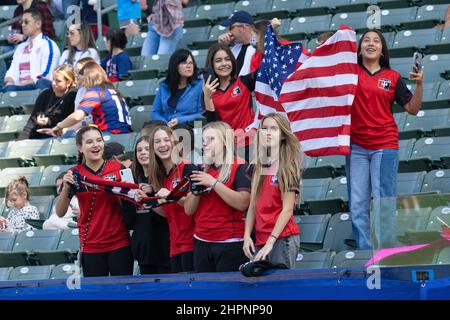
[[235, 44, 249, 76]]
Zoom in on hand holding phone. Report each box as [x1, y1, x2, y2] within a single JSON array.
[[120, 168, 135, 183], [409, 52, 424, 83]]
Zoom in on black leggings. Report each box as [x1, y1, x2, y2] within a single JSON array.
[[81, 246, 134, 277], [170, 251, 194, 273], [194, 240, 247, 273]]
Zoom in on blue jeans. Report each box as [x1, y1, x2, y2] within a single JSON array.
[[346, 143, 398, 250], [1, 78, 52, 92], [141, 21, 183, 56]]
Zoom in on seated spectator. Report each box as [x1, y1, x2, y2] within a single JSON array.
[[19, 65, 77, 139], [60, 21, 100, 67], [8, 0, 56, 45], [37, 61, 132, 136], [0, 177, 39, 233], [104, 141, 133, 168], [141, 0, 186, 56], [43, 172, 80, 230], [151, 49, 203, 127], [1, 9, 61, 93], [101, 28, 132, 82]]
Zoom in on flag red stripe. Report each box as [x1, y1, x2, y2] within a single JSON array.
[[310, 40, 356, 57], [286, 63, 358, 81], [293, 125, 351, 141], [280, 84, 357, 103], [288, 105, 352, 121], [301, 145, 351, 157]]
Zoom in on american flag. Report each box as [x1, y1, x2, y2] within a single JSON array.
[[254, 25, 358, 157]]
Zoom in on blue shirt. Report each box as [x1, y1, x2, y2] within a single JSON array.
[[101, 51, 132, 81]]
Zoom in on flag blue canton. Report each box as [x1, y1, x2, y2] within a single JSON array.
[[256, 25, 303, 97]]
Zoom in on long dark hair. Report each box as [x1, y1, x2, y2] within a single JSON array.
[[66, 21, 98, 66], [105, 28, 127, 57], [166, 49, 199, 96], [131, 135, 150, 182], [357, 29, 390, 69], [205, 44, 237, 80], [75, 125, 104, 164]]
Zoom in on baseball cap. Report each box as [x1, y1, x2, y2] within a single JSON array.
[[103, 142, 125, 160], [220, 10, 254, 27]]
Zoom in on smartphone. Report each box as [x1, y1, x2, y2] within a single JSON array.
[[202, 67, 217, 84], [120, 168, 135, 183], [412, 52, 423, 73]]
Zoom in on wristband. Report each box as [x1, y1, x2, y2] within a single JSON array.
[[211, 179, 218, 190], [269, 234, 278, 241]]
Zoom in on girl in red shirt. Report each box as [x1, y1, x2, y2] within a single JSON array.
[[348, 30, 423, 250], [184, 121, 251, 272], [55, 125, 133, 277], [243, 113, 301, 268]]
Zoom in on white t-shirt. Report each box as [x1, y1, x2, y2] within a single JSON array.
[[231, 43, 255, 76], [59, 48, 100, 67]]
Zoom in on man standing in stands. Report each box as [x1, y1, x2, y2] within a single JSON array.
[[218, 10, 255, 76], [1, 9, 60, 93]]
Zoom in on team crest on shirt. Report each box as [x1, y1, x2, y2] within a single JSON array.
[[103, 174, 117, 181], [270, 175, 279, 185], [378, 78, 391, 91], [232, 86, 242, 97]]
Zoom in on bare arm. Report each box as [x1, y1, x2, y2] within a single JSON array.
[[184, 193, 201, 215], [55, 171, 74, 218], [213, 181, 250, 212], [403, 68, 424, 115]]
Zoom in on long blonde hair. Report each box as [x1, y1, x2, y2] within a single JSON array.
[[53, 64, 76, 91], [203, 121, 235, 183], [250, 113, 302, 206]]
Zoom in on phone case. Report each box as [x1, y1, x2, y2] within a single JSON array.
[[120, 168, 135, 183]]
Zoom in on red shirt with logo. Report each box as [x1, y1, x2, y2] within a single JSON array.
[[351, 65, 412, 150], [71, 161, 131, 253], [248, 165, 300, 246], [161, 161, 196, 257], [194, 162, 251, 242]]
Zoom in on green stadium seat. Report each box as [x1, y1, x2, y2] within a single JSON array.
[[322, 212, 356, 252], [127, 34, 147, 56], [295, 214, 331, 251], [394, 112, 407, 134], [129, 56, 143, 71], [307, 176, 348, 214], [295, 250, 334, 269], [436, 247, 450, 265], [102, 132, 137, 152], [177, 26, 211, 50], [3, 195, 54, 221], [422, 54, 450, 82], [117, 79, 159, 105], [436, 80, 450, 105], [196, 24, 227, 49], [408, 137, 450, 172], [190, 3, 235, 26], [0, 115, 31, 142], [299, 178, 331, 204], [40, 165, 73, 190], [0, 26, 11, 46], [397, 171, 426, 195], [331, 250, 373, 268], [309, 155, 346, 178], [309, 0, 350, 13], [0, 166, 44, 195], [0, 5, 17, 21], [426, 206, 450, 231], [8, 265, 52, 281], [33, 138, 78, 167], [57, 228, 80, 253], [378, 7, 418, 30], [401, 109, 450, 139], [415, 4, 449, 28], [0, 89, 40, 114], [289, 14, 332, 37], [182, 5, 198, 27], [397, 138, 415, 170], [0, 232, 16, 252], [391, 57, 415, 80], [191, 49, 209, 67], [0, 267, 11, 281], [130, 105, 152, 132], [421, 169, 450, 193], [234, 0, 273, 17], [0, 139, 53, 168], [330, 11, 370, 31], [406, 81, 442, 108], [268, 0, 309, 19], [395, 207, 432, 243], [391, 28, 441, 58], [50, 263, 79, 280], [427, 26, 450, 54]]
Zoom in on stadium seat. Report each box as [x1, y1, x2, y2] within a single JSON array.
[[421, 169, 450, 194], [378, 7, 418, 30], [290, 14, 332, 37], [415, 4, 449, 29], [50, 263, 79, 280], [0, 232, 16, 252], [0, 139, 52, 168], [8, 265, 52, 281], [395, 207, 432, 245], [189, 3, 235, 27], [102, 132, 137, 152], [426, 206, 450, 231], [295, 214, 331, 251], [309, 155, 346, 178], [0, 5, 17, 21], [117, 79, 159, 105], [129, 54, 171, 80], [0, 115, 31, 142], [57, 228, 80, 253], [394, 112, 407, 133], [436, 81, 450, 105], [331, 250, 373, 268], [401, 109, 450, 139], [309, 0, 351, 14], [390, 57, 416, 79], [397, 171, 426, 195], [32, 228, 79, 266], [177, 26, 211, 50], [408, 137, 450, 172], [306, 176, 348, 214], [406, 81, 442, 108], [397, 138, 416, 174], [197, 24, 227, 49], [436, 247, 450, 265], [299, 178, 331, 205], [422, 54, 450, 82], [191, 49, 209, 67], [30, 196, 55, 220], [391, 28, 441, 57], [322, 212, 356, 252], [0, 89, 40, 115], [130, 105, 152, 132], [33, 138, 78, 167], [127, 34, 146, 56], [330, 11, 371, 31], [0, 267, 11, 281], [0, 166, 44, 196], [429, 26, 450, 54], [40, 165, 73, 190], [182, 5, 198, 27], [295, 250, 334, 269], [269, 0, 309, 19], [234, 0, 273, 17]]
